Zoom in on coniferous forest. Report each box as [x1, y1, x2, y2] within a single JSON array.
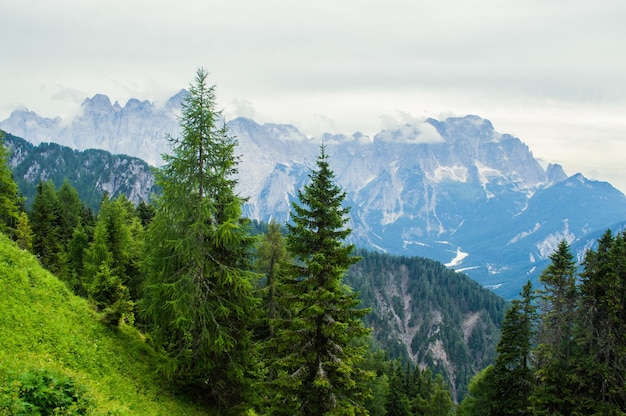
[[1, 69, 626, 415]]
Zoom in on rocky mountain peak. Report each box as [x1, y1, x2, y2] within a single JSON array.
[[545, 163, 568, 185], [2, 92, 626, 298], [81, 94, 116, 115]]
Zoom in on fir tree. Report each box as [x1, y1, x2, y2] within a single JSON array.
[[140, 68, 259, 411], [386, 363, 411, 416], [0, 134, 20, 237], [574, 230, 626, 413], [531, 240, 578, 415], [29, 180, 66, 276], [269, 145, 372, 415], [255, 221, 288, 339], [490, 281, 536, 415]]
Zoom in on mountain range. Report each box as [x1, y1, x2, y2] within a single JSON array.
[[3, 92, 625, 299]]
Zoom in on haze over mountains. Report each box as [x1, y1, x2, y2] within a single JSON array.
[[2, 92, 625, 299]]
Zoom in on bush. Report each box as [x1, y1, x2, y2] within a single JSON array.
[[0, 368, 92, 415]]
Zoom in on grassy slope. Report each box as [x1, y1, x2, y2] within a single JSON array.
[[0, 234, 209, 415]]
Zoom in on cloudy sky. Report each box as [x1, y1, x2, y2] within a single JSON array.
[[2, 0, 626, 192]]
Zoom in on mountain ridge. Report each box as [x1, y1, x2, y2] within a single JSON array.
[[2, 93, 625, 298]]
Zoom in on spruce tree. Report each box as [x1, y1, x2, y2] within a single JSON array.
[[140, 68, 259, 411], [386, 363, 412, 416], [269, 145, 372, 415], [0, 134, 20, 237], [29, 180, 66, 276], [255, 221, 288, 339], [490, 281, 535, 415], [531, 240, 578, 415], [574, 230, 626, 413]]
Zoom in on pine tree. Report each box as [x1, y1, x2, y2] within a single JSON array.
[[531, 240, 578, 415], [0, 134, 20, 237], [255, 221, 288, 339], [140, 68, 259, 411], [29, 180, 66, 276], [269, 145, 372, 415], [385, 363, 411, 416], [56, 179, 83, 245], [490, 281, 536, 415], [574, 230, 626, 413], [428, 374, 455, 416]]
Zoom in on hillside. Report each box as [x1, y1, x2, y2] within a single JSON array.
[[346, 250, 507, 401], [2, 131, 156, 210], [0, 233, 208, 415]]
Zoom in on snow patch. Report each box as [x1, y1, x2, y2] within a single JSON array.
[[445, 247, 469, 268], [508, 223, 542, 244], [428, 165, 469, 183], [484, 283, 503, 290], [403, 240, 430, 249]]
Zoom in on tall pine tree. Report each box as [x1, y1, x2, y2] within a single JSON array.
[[574, 230, 626, 413], [531, 240, 578, 415], [0, 134, 20, 237], [140, 68, 259, 412], [269, 145, 372, 415]]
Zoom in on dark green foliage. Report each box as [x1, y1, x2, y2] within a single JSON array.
[[255, 221, 289, 341], [457, 365, 495, 416], [462, 234, 626, 415], [3, 131, 156, 211], [29, 180, 67, 276], [573, 230, 626, 414], [0, 133, 20, 237], [89, 263, 134, 326], [141, 68, 259, 411], [85, 195, 143, 302], [460, 282, 536, 415], [135, 199, 155, 226], [269, 146, 373, 415], [490, 281, 535, 415], [345, 249, 507, 400], [530, 240, 578, 415], [0, 369, 92, 415], [386, 363, 412, 416]]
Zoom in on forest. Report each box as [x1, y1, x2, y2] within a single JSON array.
[[1, 69, 625, 415]]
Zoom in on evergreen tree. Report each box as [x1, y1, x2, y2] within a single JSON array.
[[385, 363, 411, 416], [428, 374, 455, 416], [56, 179, 83, 245], [0, 134, 20, 237], [140, 68, 259, 411], [255, 221, 288, 339], [29, 180, 66, 276], [531, 240, 578, 415], [15, 211, 33, 252], [67, 223, 90, 297], [269, 146, 372, 415], [490, 281, 536, 415], [574, 230, 626, 413], [135, 199, 155, 227], [457, 366, 496, 416]]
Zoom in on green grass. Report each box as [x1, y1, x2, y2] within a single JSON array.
[[0, 234, 210, 415]]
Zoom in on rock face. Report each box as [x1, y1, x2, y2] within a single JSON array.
[[3, 94, 626, 298]]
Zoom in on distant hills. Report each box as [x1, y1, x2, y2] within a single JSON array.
[[2, 131, 156, 210], [3, 93, 626, 298]]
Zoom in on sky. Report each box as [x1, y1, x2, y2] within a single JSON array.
[[2, 0, 626, 192]]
